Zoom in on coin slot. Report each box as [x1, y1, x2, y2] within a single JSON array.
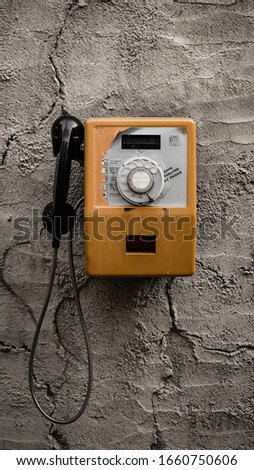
[[126, 235, 156, 253]]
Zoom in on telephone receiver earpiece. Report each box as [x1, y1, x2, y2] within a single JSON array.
[[42, 115, 84, 248]]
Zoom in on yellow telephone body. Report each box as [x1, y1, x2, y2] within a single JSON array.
[[84, 117, 196, 276]]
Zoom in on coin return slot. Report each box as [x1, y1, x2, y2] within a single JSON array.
[[126, 235, 156, 253]]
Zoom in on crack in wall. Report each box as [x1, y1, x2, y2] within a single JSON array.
[[1, 127, 47, 160], [53, 297, 78, 359], [32, 350, 70, 425], [150, 392, 167, 450], [29, 308, 70, 425], [32, 371, 73, 447], [200, 344, 254, 354], [0, 340, 31, 353], [149, 278, 175, 450], [2, 134, 16, 165], [38, 102, 57, 130], [197, 259, 232, 285], [2, 6, 77, 147], [150, 275, 253, 448], [32, 371, 56, 417], [48, 426, 70, 450], [166, 279, 254, 355], [48, 1, 77, 117], [52, 277, 90, 361], [1, 243, 37, 325]]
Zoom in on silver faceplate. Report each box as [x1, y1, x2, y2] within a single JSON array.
[[101, 127, 187, 207]]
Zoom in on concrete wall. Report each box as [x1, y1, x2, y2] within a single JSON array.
[[1, 0, 253, 450]]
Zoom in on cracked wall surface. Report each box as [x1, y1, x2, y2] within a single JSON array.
[[1, 0, 254, 450]]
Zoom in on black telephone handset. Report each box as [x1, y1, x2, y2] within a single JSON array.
[[42, 116, 84, 247], [29, 116, 92, 425]]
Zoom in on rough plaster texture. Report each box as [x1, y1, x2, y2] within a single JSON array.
[[1, 0, 254, 450]]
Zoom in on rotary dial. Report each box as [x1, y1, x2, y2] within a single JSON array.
[[117, 158, 164, 206]]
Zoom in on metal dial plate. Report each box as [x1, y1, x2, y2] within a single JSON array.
[[117, 158, 164, 206]]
